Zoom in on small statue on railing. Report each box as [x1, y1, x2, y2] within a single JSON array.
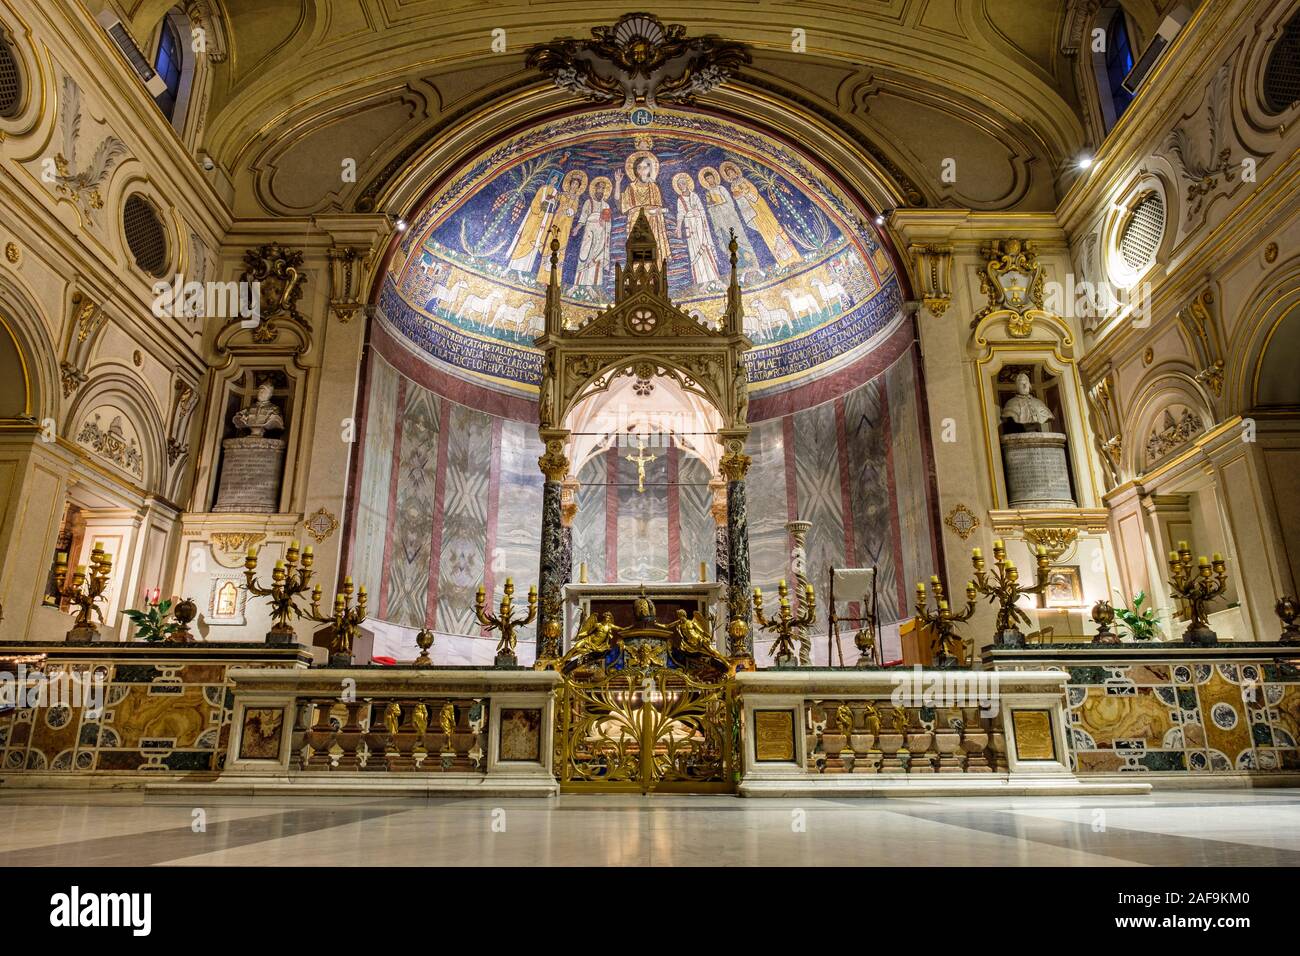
[[475, 578, 537, 667], [303, 576, 368, 665], [753, 579, 816, 668], [1168, 541, 1228, 646], [969, 539, 1051, 648], [915, 577, 977, 669], [53, 543, 113, 642], [244, 541, 316, 644]]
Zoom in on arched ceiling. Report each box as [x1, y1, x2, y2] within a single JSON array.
[[175, 0, 1089, 218]]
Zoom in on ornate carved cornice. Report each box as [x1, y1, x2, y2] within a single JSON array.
[[526, 14, 751, 109]]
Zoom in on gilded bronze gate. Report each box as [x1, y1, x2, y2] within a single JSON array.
[[555, 615, 737, 794]]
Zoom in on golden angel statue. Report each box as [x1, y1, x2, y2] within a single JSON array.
[[568, 611, 624, 660]]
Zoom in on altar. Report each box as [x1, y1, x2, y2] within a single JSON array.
[[562, 582, 727, 655]]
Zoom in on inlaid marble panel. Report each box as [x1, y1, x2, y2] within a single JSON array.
[[678, 453, 715, 581], [746, 417, 788, 597], [495, 420, 544, 642], [436, 403, 493, 634], [616, 446, 669, 582], [573, 456, 606, 583], [842, 379, 896, 620], [791, 401, 845, 614], [1051, 658, 1300, 773], [384, 385, 440, 627], [353, 355, 400, 595]]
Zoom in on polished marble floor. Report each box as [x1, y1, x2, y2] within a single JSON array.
[[2, 788, 1299, 866]]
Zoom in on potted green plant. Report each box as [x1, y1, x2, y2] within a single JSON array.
[[1114, 591, 1161, 642], [123, 597, 179, 643]]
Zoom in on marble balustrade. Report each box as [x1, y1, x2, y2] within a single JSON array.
[[728, 669, 1144, 795], [217, 667, 562, 795]]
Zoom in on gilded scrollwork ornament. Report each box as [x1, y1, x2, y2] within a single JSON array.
[[973, 239, 1048, 336]]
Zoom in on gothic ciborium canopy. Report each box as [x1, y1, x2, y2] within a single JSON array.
[[526, 13, 751, 109], [535, 211, 752, 439]]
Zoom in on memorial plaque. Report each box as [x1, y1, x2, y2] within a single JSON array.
[[1011, 709, 1056, 761], [214, 436, 286, 512], [1001, 432, 1075, 508], [754, 709, 796, 762]]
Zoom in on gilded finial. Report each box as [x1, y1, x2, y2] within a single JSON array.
[[728, 228, 738, 265]]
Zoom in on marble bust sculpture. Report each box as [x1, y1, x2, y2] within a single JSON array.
[[232, 382, 284, 437], [1000, 373, 1054, 431]]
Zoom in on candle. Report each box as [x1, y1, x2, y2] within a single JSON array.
[[56, 551, 68, 563], [1198, 555, 1210, 566], [93, 541, 103, 551], [779, 579, 786, 588], [579, 562, 588, 584], [972, 547, 982, 558], [993, 539, 1004, 550], [303, 545, 313, 556], [289, 539, 300, 552], [247, 545, 257, 557], [274, 559, 284, 569], [939, 600, 949, 610], [1177, 540, 1189, 552], [1169, 550, 1179, 562], [358, 585, 367, 595], [1037, 545, 1047, 555], [1212, 552, 1223, 562], [343, 576, 352, 586], [930, 575, 940, 585], [699, 561, 708, 582], [76, 565, 86, 574]]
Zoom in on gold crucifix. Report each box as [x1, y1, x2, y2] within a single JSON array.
[[626, 437, 657, 493]]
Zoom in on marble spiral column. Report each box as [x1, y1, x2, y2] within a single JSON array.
[[720, 443, 753, 663], [536, 434, 570, 664], [709, 475, 729, 587]]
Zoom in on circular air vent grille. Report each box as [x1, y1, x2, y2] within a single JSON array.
[[0, 33, 21, 118], [1263, 12, 1300, 114], [1118, 192, 1165, 271], [123, 195, 168, 277]]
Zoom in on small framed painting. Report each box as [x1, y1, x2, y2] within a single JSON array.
[[1041, 565, 1084, 608]]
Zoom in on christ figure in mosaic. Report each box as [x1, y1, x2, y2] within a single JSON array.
[[615, 149, 671, 261]]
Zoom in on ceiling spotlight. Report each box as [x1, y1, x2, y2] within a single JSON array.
[[394, 218, 408, 232], [1076, 154, 1094, 170], [874, 213, 886, 226]]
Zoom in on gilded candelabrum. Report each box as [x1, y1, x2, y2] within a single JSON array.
[[915, 577, 977, 669], [303, 576, 368, 665], [244, 540, 315, 644], [753, 579, 816, 668], [475, 578, 537, 667], [53, 542, 112, 641], [1167, 541, 1228, 646], [969, 539, 1051, 648]]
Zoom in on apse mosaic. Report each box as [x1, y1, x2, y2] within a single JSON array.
[[385, 109, 903, 394]]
